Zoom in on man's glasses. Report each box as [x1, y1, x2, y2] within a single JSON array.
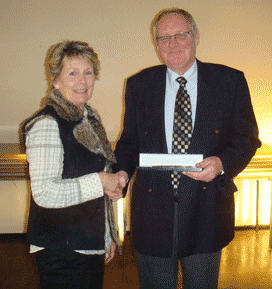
[[156, 30, 193, 46]]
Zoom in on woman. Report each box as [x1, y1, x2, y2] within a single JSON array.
[[22, 40, 126, 288]]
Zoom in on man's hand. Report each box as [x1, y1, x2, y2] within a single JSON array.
[[99, 171, 128, 201], [182, 156, 223, 182], [109, 170, 129, 201], [116, 170, 129, 188]]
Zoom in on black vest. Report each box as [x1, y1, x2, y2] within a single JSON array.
[[23, 106, 106, 250]]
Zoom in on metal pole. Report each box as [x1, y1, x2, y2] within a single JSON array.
[[255, 179, 259, 232], [269, 178, 272, 249]]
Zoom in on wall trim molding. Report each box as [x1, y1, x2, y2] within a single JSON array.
[[0, 150, 28, 180]]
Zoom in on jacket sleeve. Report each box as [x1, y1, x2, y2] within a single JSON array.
[[217, 72, 261, 180], [114, 77, 140, 179]]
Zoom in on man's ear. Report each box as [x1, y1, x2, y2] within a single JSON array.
[[194, 29, 200, 46]]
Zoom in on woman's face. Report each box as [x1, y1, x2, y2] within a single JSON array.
[[54, 56, 95, 109]]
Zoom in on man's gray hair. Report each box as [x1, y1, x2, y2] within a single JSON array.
[[152, 8, 198, 40]]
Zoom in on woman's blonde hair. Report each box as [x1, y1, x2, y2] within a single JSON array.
[[44, 40, 100, 94]]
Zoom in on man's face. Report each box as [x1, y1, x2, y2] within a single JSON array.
[[156, 14, 200, 75]]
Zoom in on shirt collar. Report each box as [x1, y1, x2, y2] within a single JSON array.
[[167, 60, 197, 87]]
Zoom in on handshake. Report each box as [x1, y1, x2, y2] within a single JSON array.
[[99, 170, 128, 202]]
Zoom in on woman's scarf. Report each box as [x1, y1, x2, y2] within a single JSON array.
[[43, 90, 116, 170]]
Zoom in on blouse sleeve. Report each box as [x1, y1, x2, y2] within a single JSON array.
[[26, 117, 104, 208]]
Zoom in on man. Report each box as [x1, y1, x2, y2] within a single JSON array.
[[114, 8, 261, 289]]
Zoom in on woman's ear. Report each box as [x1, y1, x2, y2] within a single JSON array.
[[53, 83, 59, 89], [52, 77, 59, 89]]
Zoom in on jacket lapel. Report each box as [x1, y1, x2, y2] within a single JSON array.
[[143, 65, 168, 153], [188, 60, 224, 155]]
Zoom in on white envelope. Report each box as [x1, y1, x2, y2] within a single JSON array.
[[139, 153, 203, 171]]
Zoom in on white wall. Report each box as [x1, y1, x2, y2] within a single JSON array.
[[0, 180, 30, 233], [0, 0, 271, 143]]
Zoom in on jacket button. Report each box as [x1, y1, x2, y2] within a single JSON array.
[[215, 130, 219, 134], [203, 187, 207, 190], [148, 189, 152, 192], [144, 131, 148, 135]]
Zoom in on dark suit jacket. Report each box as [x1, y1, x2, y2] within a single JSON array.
[[115, 59, 261, 258]]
